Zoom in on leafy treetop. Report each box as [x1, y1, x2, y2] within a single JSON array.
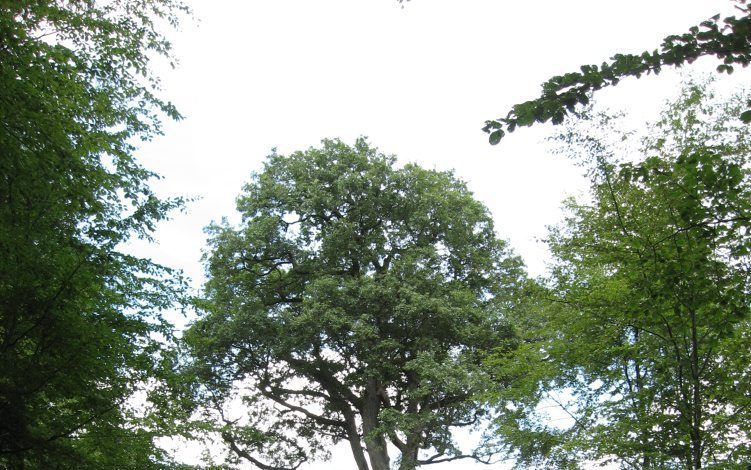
[[185, 138, 526, 470]]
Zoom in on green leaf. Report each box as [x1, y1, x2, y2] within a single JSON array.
[[489, 129, 505, 145]]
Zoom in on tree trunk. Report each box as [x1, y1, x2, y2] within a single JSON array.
[[342, 409, 370, 470], [398, 433, 420, 470], [362, 378, 390, 470], [689, 310, 702, 470]]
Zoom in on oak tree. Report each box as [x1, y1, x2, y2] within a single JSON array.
[[185, 138, 525, 470]]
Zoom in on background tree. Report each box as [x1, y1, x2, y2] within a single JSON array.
[[483, 0, 751, 144], [0, 1, 190, 468], [184, 138, 526, 470], [488, 82, 751, 468]]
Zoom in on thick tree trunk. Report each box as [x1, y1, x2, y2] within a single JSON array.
[[362, 378, 390, 470], [398, 433, 420, 470]]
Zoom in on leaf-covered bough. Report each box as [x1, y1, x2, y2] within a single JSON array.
[[484, 1, 751, 144]]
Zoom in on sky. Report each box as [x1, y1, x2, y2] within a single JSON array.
[[129, 0, 747, 468]]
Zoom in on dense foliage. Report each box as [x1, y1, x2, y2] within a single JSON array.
[[7, 1, 751, 469], [489, 83, 751, 469], [0, 1, 188, 468], [483, 0, 751, 144], [185, 138, 526, 470]]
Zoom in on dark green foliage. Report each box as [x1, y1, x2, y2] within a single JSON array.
[[484, 1, 751, 143], [184, 138, 525, 470], [0, 1, 189, 468]]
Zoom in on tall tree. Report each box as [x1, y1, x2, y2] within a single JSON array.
[[0, 1, 189, 468], [488, 83, 751, 468], [184, 138, 525, 470], [483, 0, 751, 144]]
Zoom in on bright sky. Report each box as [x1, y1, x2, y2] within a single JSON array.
[[130, 0, 745, 468]]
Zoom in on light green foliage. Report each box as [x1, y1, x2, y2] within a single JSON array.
[[184, 138, 526, 470], [484, 1, 751, 144], [488, 82, 751, 468], [0, 1, 190, 468]]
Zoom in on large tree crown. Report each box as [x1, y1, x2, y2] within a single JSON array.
[[187, 139, 525, 469], [205, 138, 520, 303]]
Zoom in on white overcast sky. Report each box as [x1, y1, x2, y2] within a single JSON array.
[[130, 0, 748, 468]]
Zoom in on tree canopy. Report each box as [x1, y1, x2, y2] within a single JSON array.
[[488, 82, 751, 468], [483, 0, 751, 144], [10, 1, 751, 468], [184, 138, 526, 470], [0, 1, 189, 468]]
